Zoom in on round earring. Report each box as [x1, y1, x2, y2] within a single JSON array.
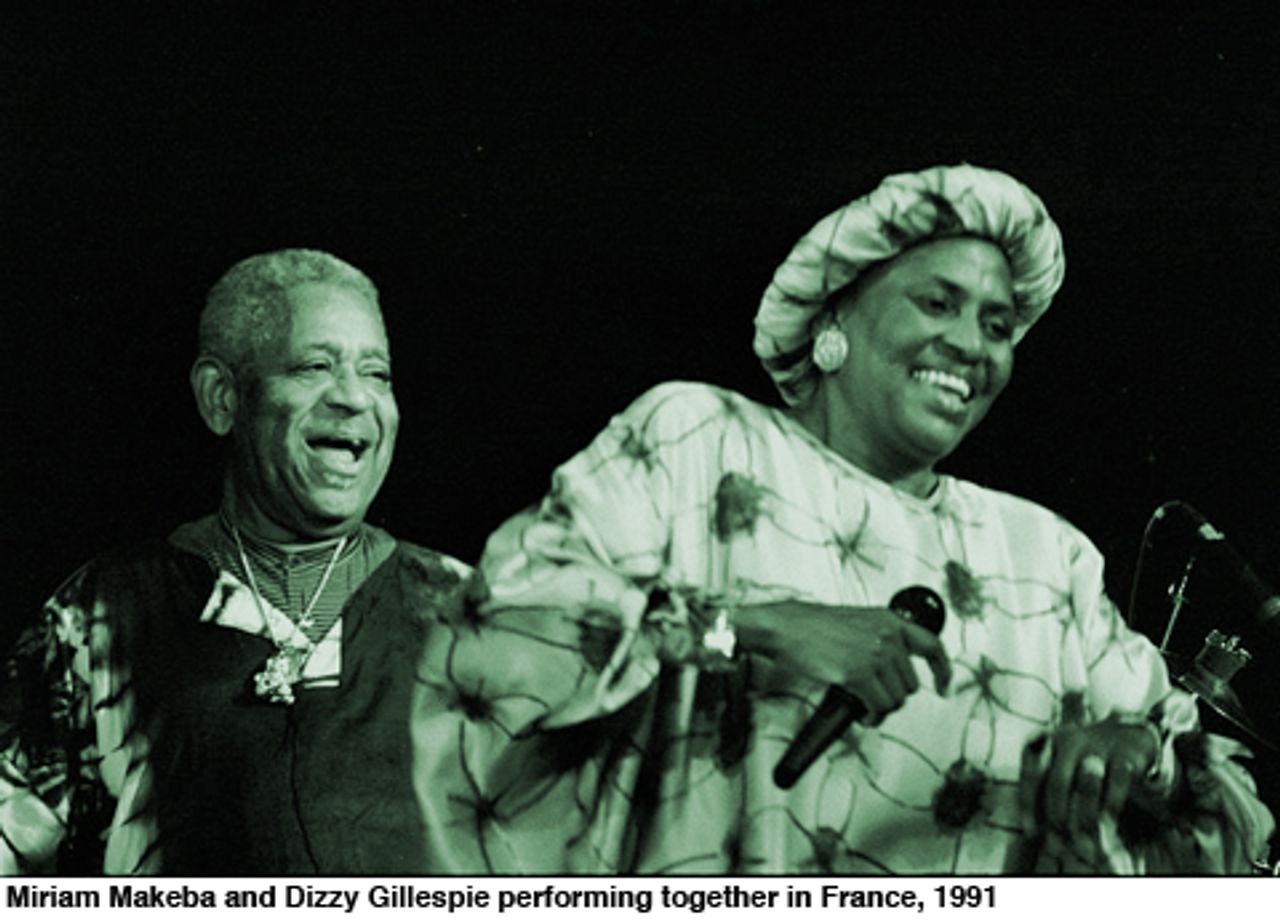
[[812, 327, 849, 372]]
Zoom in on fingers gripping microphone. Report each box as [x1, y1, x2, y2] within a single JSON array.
[[772, 586, 946, 790]]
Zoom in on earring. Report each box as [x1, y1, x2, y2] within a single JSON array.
[[812, 327, 849, 372]]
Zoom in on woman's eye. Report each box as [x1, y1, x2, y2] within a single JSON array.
[[917, 296, 952, 314], [983, 314, 1016, 342]]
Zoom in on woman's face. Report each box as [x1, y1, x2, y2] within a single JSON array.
[[822, 236, 1016, 479]]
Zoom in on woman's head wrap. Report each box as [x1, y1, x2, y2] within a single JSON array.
[[753, 164, 1065, 405]]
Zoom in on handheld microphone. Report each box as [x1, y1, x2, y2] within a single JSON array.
[[1154, 502, 1280, 638], [772, 585, 946, 790]]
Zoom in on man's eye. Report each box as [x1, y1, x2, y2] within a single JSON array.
[[296, 362, 331, 375]]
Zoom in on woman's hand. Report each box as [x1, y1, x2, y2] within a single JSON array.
[[735, 601, 951, 721], [1017, 719, 1161, 856]]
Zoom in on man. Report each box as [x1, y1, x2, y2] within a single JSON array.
[[0, 249, 468, 874]]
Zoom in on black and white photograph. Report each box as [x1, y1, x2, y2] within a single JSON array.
[[3, 1, 1278, 901]]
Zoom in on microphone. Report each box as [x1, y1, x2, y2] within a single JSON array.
[[1153, 501, 1280, 639], [772, 585, 946, 790]]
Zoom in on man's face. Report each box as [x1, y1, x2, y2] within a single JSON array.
[[828, 236, 1016, 477], [230, 282, 399, 541]]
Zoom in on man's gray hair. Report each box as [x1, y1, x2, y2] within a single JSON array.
[[198, 248, 380, 371]]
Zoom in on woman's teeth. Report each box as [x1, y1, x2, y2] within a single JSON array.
[[912, 368, 973, 401]]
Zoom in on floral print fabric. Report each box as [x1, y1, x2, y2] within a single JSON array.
[[414, 381, 1272, 874]]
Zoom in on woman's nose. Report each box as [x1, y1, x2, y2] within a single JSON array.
[[939, 313, 985, 360]]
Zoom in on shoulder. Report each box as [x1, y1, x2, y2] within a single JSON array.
[[36, 532, 211, 654], [387, 537, 473, 584], [382, 537, 474, 623], [51, 535, 203, 604], [948, 479, 1102, 566], [614, 380, 780, 434]]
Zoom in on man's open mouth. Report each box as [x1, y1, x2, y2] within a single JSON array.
[[307, 435, 371, 463]]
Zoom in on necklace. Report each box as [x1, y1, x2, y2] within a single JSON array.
[[231, 523, 346, 705]]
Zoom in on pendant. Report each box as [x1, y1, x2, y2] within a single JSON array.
[[253, 647, 305, 705]]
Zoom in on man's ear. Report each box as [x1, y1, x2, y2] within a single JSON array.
[[191, 356, 238, 436]]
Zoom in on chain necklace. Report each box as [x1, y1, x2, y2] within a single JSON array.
[[231, 523, 346, 705]]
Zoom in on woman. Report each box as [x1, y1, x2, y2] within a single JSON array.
[[414, 165, 1272, 874]]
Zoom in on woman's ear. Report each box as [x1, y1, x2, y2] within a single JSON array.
[[190, 356, 238, 436], [811, 321, 850, 373]]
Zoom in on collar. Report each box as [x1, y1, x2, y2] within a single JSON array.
[[215, 510, 366, 569]]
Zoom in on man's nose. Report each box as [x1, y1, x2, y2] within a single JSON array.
[[325, 366, 375, 412]]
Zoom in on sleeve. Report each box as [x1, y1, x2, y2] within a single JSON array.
[[412, 384, 731, 873], [1045, 529, 1275, 873], [447, 383, 728, 732], [0, 566, 114, 874]]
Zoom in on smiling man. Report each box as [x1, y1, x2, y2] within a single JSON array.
[[0, 250, 469, 874], [197, 274, 400, 544]]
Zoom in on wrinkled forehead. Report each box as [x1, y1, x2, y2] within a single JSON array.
[[240, 282, 387, 378], [280, 282, 388, 346]]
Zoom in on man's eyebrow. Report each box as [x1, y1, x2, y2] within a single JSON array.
[[359, 345, 391, 362], [297, 342, 390, 360]]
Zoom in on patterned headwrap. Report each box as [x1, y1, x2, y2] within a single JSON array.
[[753, 164, 1065, 405]]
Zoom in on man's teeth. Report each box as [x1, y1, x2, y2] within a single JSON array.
[[912, 369, 973, 400], [310, 439, 366, 460]]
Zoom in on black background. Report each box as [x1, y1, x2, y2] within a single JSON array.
[[5, 4, 1280, 750]]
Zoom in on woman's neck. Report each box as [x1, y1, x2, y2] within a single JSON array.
[[789, 397, 939, 499]]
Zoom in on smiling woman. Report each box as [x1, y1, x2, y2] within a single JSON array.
[[794, 237, 1016, 497], [412, 164, 1273, 875]]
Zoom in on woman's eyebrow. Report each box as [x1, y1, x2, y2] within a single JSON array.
[[930, 276, 1015, 311]]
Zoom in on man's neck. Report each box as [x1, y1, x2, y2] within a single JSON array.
[[220, 481, 359, 547]]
